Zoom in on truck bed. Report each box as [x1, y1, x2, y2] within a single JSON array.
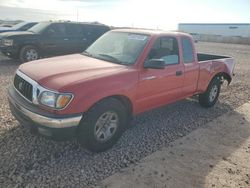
[[196, 53, 235, 93], [197, 53, 231, 62]]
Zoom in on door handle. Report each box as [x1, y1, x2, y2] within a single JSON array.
[[64, 38, 69, 41], [142, 76, 157, 81], [176, 71, 183, 76]]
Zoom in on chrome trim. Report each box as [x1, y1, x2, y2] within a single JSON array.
[[13, 83, 33, 104], [15, 70, 74, 110], [16, 70, 46, 105], [13, 101, 82, 128]]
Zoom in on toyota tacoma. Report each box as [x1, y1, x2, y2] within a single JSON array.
[[8, 29, 235, 152]]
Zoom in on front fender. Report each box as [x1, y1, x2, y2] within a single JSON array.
[[56, 70, 138, 115]]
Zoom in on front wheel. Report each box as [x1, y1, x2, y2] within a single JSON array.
[[199, 77, 221, 108], [19, 45, 40, 63], [77, 98, 128, 152]]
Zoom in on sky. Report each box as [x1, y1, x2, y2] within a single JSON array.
[[0, 0, 249, 30]]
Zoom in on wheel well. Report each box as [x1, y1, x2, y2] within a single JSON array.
[[212, 72, 232, 85], [19, 44, 40, 54], [111, 95, 133, 116], [92, 95, 133, 117]]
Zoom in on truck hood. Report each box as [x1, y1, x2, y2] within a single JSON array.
[[19, 54, 134, 91], [0, 31, 35, 38], [0, 27, 13, 32]]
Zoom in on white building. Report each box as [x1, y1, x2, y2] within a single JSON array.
[[178, 23, 250, 38]]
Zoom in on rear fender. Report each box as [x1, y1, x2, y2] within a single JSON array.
[[198, 59, 235, 93]]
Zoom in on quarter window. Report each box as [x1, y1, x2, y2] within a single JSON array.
[[181, 37, 194, 63]]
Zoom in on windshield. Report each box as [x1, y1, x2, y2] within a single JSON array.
[[84, 31, 149, 65], [11, 22, 27, 30], [28, 22, 50, 34]]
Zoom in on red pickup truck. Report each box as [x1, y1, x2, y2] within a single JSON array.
[[8, 29, 235, 152]]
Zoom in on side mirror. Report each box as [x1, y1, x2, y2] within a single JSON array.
[[144, 59, 165, 69]]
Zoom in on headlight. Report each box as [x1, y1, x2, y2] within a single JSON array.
[[39, 91, 73, 109], [3, 39, 13, 46]]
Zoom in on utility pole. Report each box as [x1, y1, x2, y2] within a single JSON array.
[[77, 8, 79, 22]]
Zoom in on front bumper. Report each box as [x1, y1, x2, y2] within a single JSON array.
[[8, 86, 82, 139], [0, 45, 19, 57]]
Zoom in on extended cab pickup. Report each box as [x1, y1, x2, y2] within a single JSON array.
[[8, 29, 235, 152]]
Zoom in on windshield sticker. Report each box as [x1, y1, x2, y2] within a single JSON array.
[[128, 34, 147, 41]]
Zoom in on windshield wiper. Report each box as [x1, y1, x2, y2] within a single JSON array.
[[82, 51, 93, 57], [98, 54, 127, 65]]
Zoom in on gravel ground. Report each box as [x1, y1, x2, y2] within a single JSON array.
[[0, 42, 250, 188]]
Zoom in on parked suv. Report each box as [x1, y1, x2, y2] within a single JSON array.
[[0, 21, 110, 62]]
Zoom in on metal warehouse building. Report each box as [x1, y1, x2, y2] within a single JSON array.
[[178, 23, 250, 44]]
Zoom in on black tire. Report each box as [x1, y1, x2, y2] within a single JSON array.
[[19, 45, 39, 63], [199, 77, 221, 108], [77, 98, 128, 152]]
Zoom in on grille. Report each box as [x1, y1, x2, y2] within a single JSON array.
[[14, 74, 33, 101]]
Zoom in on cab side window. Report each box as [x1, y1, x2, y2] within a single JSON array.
[[147, 37, 179, 65], [45, 23, 66, 36], [81, 25, 93, 38], [66, 24, 82, 36], [181, 37, 195, 63]]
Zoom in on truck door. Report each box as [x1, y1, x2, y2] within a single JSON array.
[[67, 23, 90, 53], [181, 37, 199, 96], [41, 23, 69, 55], [136, 36, 184, 112]]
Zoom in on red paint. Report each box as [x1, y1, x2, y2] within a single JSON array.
[[19, 29, 235, 116]]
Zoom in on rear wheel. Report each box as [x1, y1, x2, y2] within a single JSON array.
[[77, 98, 128, 152], [19, 45, 40, 63], [199, 77, 221, 108]]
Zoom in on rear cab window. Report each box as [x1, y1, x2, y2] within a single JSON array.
[[147, 36, 179, 65], [181, 37, 195, 63]]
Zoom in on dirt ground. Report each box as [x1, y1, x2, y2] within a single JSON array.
[[97, 102, 250, 188]]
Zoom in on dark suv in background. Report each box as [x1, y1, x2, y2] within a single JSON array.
[[0, 21, 110, 62]]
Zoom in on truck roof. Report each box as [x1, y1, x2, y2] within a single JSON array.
[[113, 28, 191, 37], [39, 21, 109, 27]]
